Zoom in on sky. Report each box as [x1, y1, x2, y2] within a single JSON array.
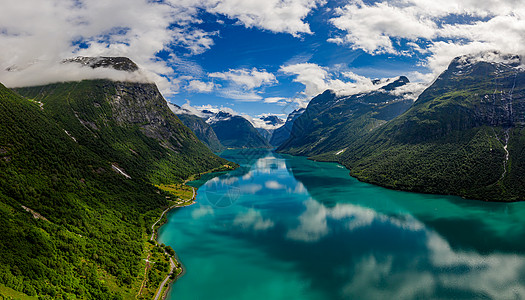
[[1, 0, 524, 119]]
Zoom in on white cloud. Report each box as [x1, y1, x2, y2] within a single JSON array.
[[168, 101, 210, 118], [209, 68, 277, 90], [0, 0, 190, 92], [329, 0, 525, 79], [264, 97, 288, 104], [187, 80, 216, 93], [171, 28, 219, 55], [280, 63, 420, 99], [329, 1, 437, 54], [205, 67, 278, 101], [280, 63, 330, 97], [0, 0, 323, 93], [204, 0, 326, 36]]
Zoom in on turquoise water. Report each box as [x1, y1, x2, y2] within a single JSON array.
[[159, 149, 525, 299]]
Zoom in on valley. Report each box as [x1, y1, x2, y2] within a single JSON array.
[[1, 1, 525, 297]]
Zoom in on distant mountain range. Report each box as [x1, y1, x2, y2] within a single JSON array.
[[277, 76, 414, 155], [168, 103, 225, 152], [270, 108, 305, 146], [278, 51, 525, 202], [172, 108, 275, 149]]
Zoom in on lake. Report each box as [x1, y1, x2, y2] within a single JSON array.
[[159, 149, 525, 299]]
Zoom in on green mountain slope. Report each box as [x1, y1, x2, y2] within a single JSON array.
[[340, 52, 525, 201], [15, 79, 229, 184], [269, 108, 304, 147], [209, 112, 271, 149], [172, 112, 225, 152], [0, 81, 170, 298], [277, 76, 414, 158], [1, 57, 234, 297]]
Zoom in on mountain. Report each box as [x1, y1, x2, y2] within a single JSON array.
[[256, 115, 285, 142], [257, 128, 273, 141], [0, 81, 169, 298], [2, 57, 234, 297], [260, 115, 284, 127], [208, 111, 271, 148], [270, 108, 305, 146], [277, 76, 414, 156], [339, 52, 525, 201], [15, 59, 230, 184], [169, 104, 225, 152]]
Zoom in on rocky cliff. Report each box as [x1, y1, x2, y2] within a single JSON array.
[[269, 108, 305, 146], [277, 76, 415, 156], [15, 57, 231, 184], [339, 51, 525, 201]]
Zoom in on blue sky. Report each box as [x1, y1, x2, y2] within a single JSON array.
[[1, 0, 524, 119], [166, 2, 430, 116]]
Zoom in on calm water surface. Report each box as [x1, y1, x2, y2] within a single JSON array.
[[159, 149, 525, 299]]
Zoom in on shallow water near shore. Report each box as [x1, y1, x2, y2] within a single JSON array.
[[159, 149, 525, 299]]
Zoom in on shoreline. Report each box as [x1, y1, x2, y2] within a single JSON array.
[[151, 186, 195, 300], [280, 152, 522, 203], [150, 166, 237, 299]]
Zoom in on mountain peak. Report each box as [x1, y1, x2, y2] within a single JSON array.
[[381, 76, 409, 91], [451, 51, 522, 69], [64, 56, 139, 72], [260, 115, 284, 126]]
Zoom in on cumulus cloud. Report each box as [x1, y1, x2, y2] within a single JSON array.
[[264, 97, 289, 105], [280, 62, 422, 100], [0, 0, 323, 92], [167, 101, 210, 118], [329, 0, 525, 78], [206, 67, 278, 101], [204, 0, 326, 36], [0, 0, 189, 92], [329, 1, 437, 54], [187, 80, 216, 93], [209, 68, 277, 90]]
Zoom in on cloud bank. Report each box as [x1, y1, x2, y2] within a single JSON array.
[[329, 0, 525, 78], [0, 0, 323, 92]]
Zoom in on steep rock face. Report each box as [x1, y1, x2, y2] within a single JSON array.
[[255, 115, 284, 143], [173, 110, 225, 152], [277, 76, 414, 156], [257, 128, 273, 141], [0, 81, 171, 298], [15, 79, 230, 184], [340, 52, 525, 201], [270, 108, 305, 146], [388, 53, 525, 144], [208, 112, 271, 148]]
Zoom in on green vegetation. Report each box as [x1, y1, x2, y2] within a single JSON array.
[[15, 80, 234, 185], [210, 114, 271, 149], [156, 184, 194, 200], [0, 79, 235, 298], [277, 78, 413, 157], [280, 56, 525, 202], [176, 113, 225, 152]]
